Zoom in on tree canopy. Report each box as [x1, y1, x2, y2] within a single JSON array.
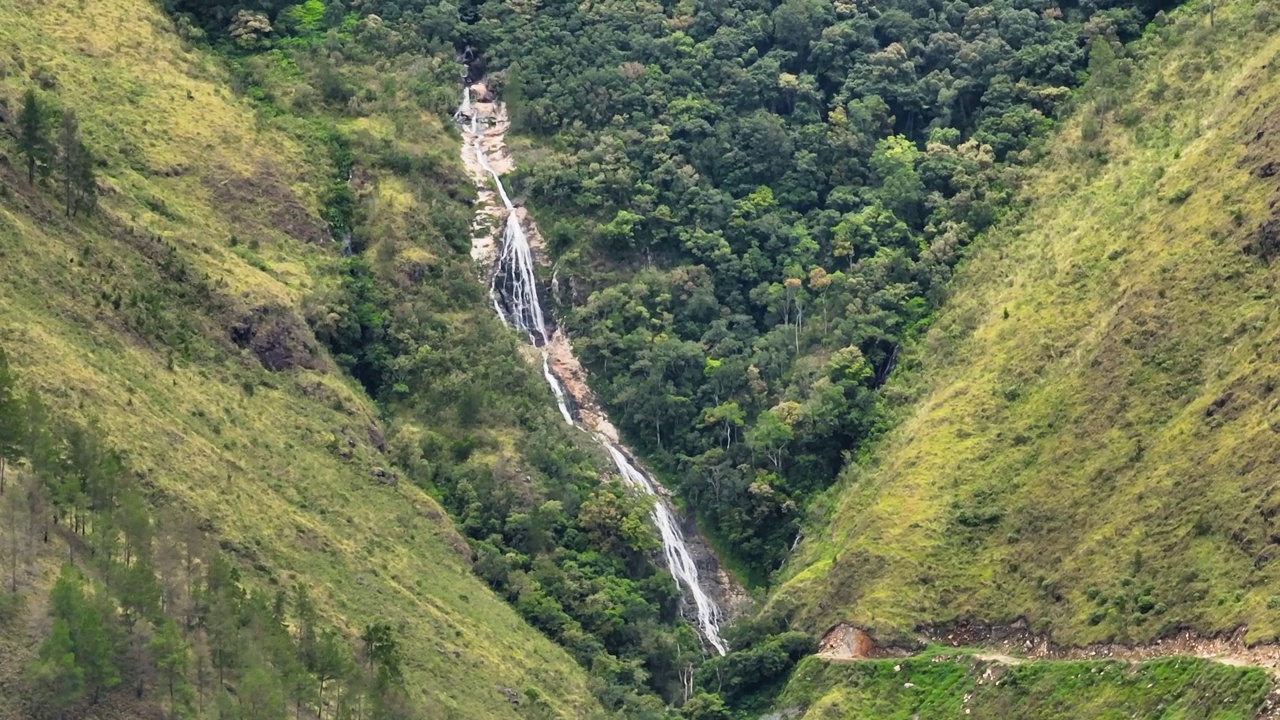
[[440, 0, 1164, 578]]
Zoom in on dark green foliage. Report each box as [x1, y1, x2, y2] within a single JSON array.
[[57, 109, 97, 218], [683, 607, 818, 712], [42, 566, 121, 704], [309, 257, 397, 395], [0, 349, 22, 495], [190, 18, 713, 713], [433, 430, 703, 709], [360, 622, 400, 681], [313, 629, 354, 707], [321, 178, 357, 236], [152, 0, 1152, 712], [18, 88, 53, 186], [695, 628, 815, 710], [680, 693, 731, 720], [31, 618, 85, 719], [432, 0, 1166, 579], [148, 619, 190, 706]]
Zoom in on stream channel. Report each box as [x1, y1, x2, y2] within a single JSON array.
[[454, 80, 746, 655]]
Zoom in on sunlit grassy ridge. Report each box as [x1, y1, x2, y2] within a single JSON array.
[[0, 0, 603, 717], [777, 0, 1280, 647], [776, 653, 1270, 719]]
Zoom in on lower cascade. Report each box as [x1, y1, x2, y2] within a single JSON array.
[[456, 84, 728, 655]]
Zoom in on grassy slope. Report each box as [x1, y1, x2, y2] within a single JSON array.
[[0, 1, 602, 717], [776, 653, 1271, 720], [776, 0, 1280, 647]]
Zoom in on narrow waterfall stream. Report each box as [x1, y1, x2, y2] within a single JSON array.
[[456, 84, 729, 655]]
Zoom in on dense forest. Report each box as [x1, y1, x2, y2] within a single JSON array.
[[458, 0, 1164, 577]]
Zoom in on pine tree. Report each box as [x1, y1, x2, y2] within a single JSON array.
[[148, 618, 189, 708], [76, 598, 121, 703], [1086, 36, 1122, 115], [287, 659, 317, 720], [58, 110, 79, 216], [48, 567, 120, 704], [243, 660, 288, 719], [117, 559, 162, 631], [48, 565, 85, 623], [55, 109, 97, 217], [312, 630, 352, 716], [32, 618, 85, 719], [294, 583, 318, 666], [0, 349, 22, 495], [359, 622, 399, 678], [89, 509, 119, 572], [17, 88, 51, 186], [207, 592, 240, 686], [74, 142, 97, 216]]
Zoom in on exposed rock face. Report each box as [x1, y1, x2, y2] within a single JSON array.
[[459, 95, 511, 268], [229, 304, 319, 371], [1249, 216, 1280, 260], [817, 624, 880, 660]]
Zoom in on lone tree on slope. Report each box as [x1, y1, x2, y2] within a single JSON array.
[[18, 88, 53, 186], [57, 110, 96, 217]]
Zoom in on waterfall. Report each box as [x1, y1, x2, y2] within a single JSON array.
[[458, 86, 727, 656], [601, 444, 726, 655]]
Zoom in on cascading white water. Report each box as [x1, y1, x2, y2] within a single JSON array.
[[458, 86, 727, 655], [541, 356, 576, 425], [602, 444, 727, 655], [471, 115, 548, 346]]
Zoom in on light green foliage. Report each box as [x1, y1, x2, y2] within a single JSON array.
[[870, 136, 925, 223], [680, 693, 730, 720], [0, 0, 605, 717], [148, 619, 190, 706], [4, 0, 1271, 716], [777, 0, 1280, 650], [279, 0, 326, 35], [41, 567, 120, 704], [31, 618, 84, 716], [778, 654, 1270, 719]]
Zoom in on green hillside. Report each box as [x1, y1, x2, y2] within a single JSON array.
[[776, 653, 1271, 720], [777, 0, 1280, 647], [0, 0, 606, 717]]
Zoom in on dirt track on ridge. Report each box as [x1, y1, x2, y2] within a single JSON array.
[[817, 621, 1280, 717]]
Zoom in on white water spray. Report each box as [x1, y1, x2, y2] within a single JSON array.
[[602, 444, 726, 654], [457, 86, 727, 655]]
